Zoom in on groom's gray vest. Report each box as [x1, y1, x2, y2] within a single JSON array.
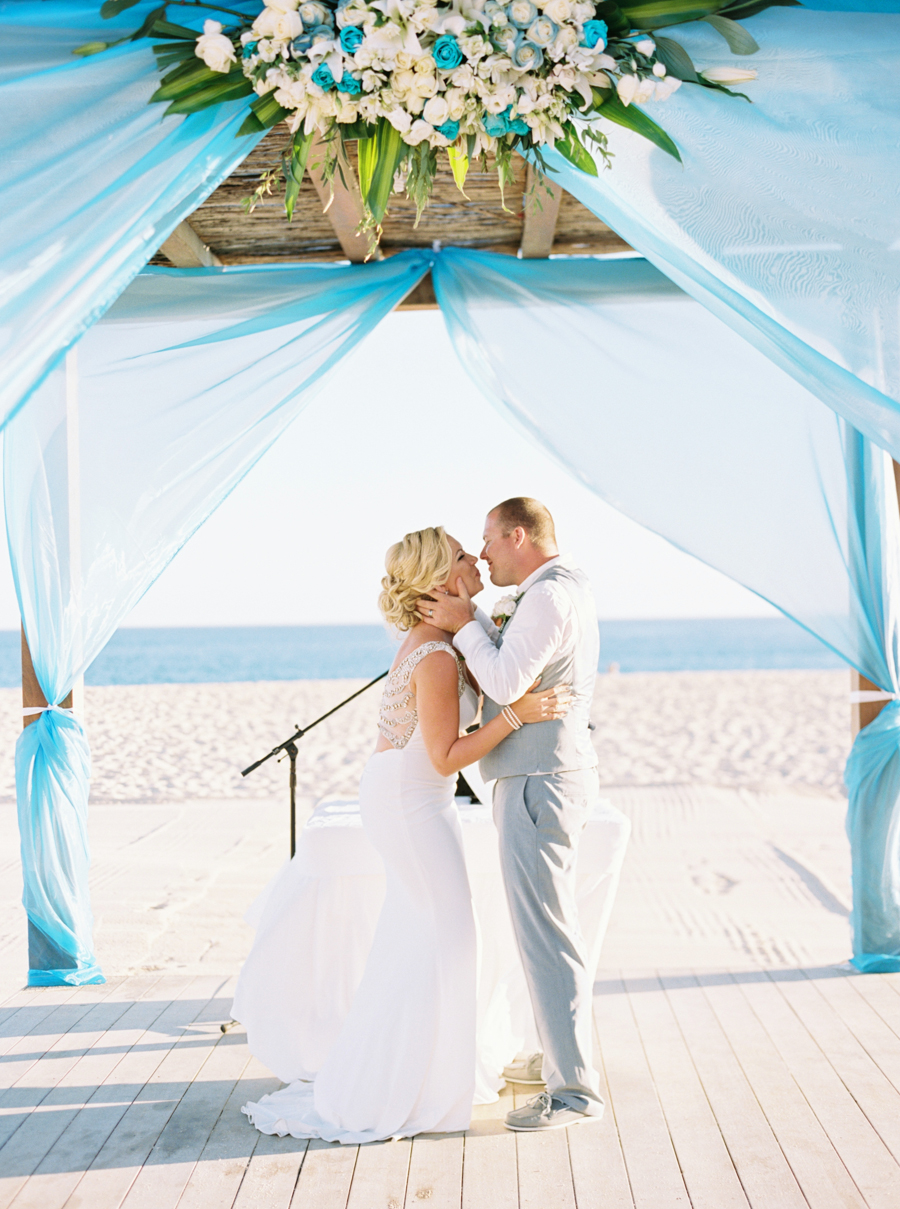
[[479, 563, 599, 781]]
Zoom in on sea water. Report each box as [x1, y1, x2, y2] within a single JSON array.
[[0, 618, 844, 686]]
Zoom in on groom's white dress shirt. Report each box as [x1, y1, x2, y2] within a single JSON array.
[[452, 554, 579, 706]]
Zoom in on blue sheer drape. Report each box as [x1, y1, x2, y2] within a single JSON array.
[[433, 247, 900, 970], [544, 8, 900, 463], [0, 1, 263, 430], [5, 252, 430, 983]]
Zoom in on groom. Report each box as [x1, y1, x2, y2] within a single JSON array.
[[418, 497, 604, 1131]]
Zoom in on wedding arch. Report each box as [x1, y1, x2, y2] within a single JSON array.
[[2, 0, 900, 987]]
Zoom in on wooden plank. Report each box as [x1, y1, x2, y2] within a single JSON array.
[[696, 971, 866, 1209], [290, 1138, 358, 1209], [0, 981, 125, 1097], [808, 968, 900, 1094], [513, 1087, 576, 1209], [566, 1008, 633, 1209], [159, 220, 222, 268], [593, 973, 688, 1207], [0, 977, 144, 1183], [404, 1132, 463, 1208], [846, 970, 900, 1041], [773, 970, 900, 1164], [520, 164, 562, 259], [176, 1055, 271, 1209], [0, 980, 200, 1209], [660, 972, 807, 1208], [345, 1138, 411, 1209], [623, 972, 748, 1208], [232, 1130, 307, 1209], [461, 1078, 517, 1209], [120, 987, 253, 1209], [48, 976, 230, 1209], [737, 969, 900, 1209]]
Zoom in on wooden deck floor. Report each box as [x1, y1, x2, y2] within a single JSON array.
[[1, 784, 898, 1207], [2, 966, 900, 1208]]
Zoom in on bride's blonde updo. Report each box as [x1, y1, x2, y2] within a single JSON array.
[[379, 526, 453, 632]]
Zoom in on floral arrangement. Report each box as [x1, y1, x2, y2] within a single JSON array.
[[491, 592, 522, 627], [84, 0, 792, 235]]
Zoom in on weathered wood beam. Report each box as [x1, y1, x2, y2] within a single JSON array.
[[159, 220, 222, 268], [520, 164, 562, 259], [851, 459, 900, 737], [307, 136, 382, 263], [395, 271, 437, 310]]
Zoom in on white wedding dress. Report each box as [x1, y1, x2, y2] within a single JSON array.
[[242, 641, 480, 1143]]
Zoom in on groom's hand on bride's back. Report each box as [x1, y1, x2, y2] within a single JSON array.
[[416, 581, 476, 633]]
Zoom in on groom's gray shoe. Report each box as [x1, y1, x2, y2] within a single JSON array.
[[502, 1052, 544, 1085], [504, 1092, 604, 1132]]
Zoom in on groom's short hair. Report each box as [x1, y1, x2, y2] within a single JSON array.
[[494, 497, 557, 551]]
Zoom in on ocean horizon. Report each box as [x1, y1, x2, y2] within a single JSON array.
[[0, 618, 846, 686]]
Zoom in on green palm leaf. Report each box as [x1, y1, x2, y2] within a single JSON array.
[[593, 88, 682, 161]]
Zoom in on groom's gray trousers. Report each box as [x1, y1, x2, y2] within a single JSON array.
[[493, 768, 604, 1115]]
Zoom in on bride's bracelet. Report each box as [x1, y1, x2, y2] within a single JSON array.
[[502, 706, 523, 731]]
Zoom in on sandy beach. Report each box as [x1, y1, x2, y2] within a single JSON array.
[[0, 667, 852, 805], [0, 668, 854, 990]]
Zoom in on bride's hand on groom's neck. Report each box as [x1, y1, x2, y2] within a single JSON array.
[[416, 581, 476, 634]]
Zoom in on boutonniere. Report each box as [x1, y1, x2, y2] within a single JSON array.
[[491, 592, 524, 629]]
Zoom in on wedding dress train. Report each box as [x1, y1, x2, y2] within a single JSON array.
[[242, 641, 479, 1143]]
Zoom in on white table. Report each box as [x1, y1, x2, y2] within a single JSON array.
[[233, 790, 630, 1102]]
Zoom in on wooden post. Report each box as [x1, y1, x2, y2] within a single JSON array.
[[851, 459, 900, 738], [21, 347, 83, 728]]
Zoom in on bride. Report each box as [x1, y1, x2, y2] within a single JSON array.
[[241, 526, 571, 1144]]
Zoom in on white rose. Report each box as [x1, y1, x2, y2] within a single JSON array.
[[403, 118, 435, 144], [253, 6, 303, 40], [492, 595, 518, 621], [445, 87, 467, 119], [423, 95, 450, 125], [616, 73, 638, 106], [543, 0, 571, 22], [385, 107, 413, 132], [412, 72, 438, 97], [700, 66, 758, 84], [572, 1, 594, 20], [393, 68, 416, 93], [407, 92, 425, 112], [266, 0, 301, 11], [195, 20, 237, 73]]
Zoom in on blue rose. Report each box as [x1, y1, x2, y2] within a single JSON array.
[[311, 62, 336, 90], [508, 0, 538, 30], [482, 111, 509, 137], [494, 26, 518, 55], [525, 16, 556, 47], [437, 118, 460, 140], [501, 106, 529, 136], [580, 19, 607, 49], [336, 71, 362, 94], [339, 24, 364, 52], [290, 34, 313, 55], [432, 34, 464, 70], [242, 40, 259, 59], [511, 39, 543, 70]]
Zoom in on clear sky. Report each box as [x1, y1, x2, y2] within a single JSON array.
[[0, 309, 774, 630]]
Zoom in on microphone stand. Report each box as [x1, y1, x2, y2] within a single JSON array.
[[241, 669, 389, 857]]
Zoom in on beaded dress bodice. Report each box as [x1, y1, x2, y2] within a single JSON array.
[[378, 641, 467, 751]]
